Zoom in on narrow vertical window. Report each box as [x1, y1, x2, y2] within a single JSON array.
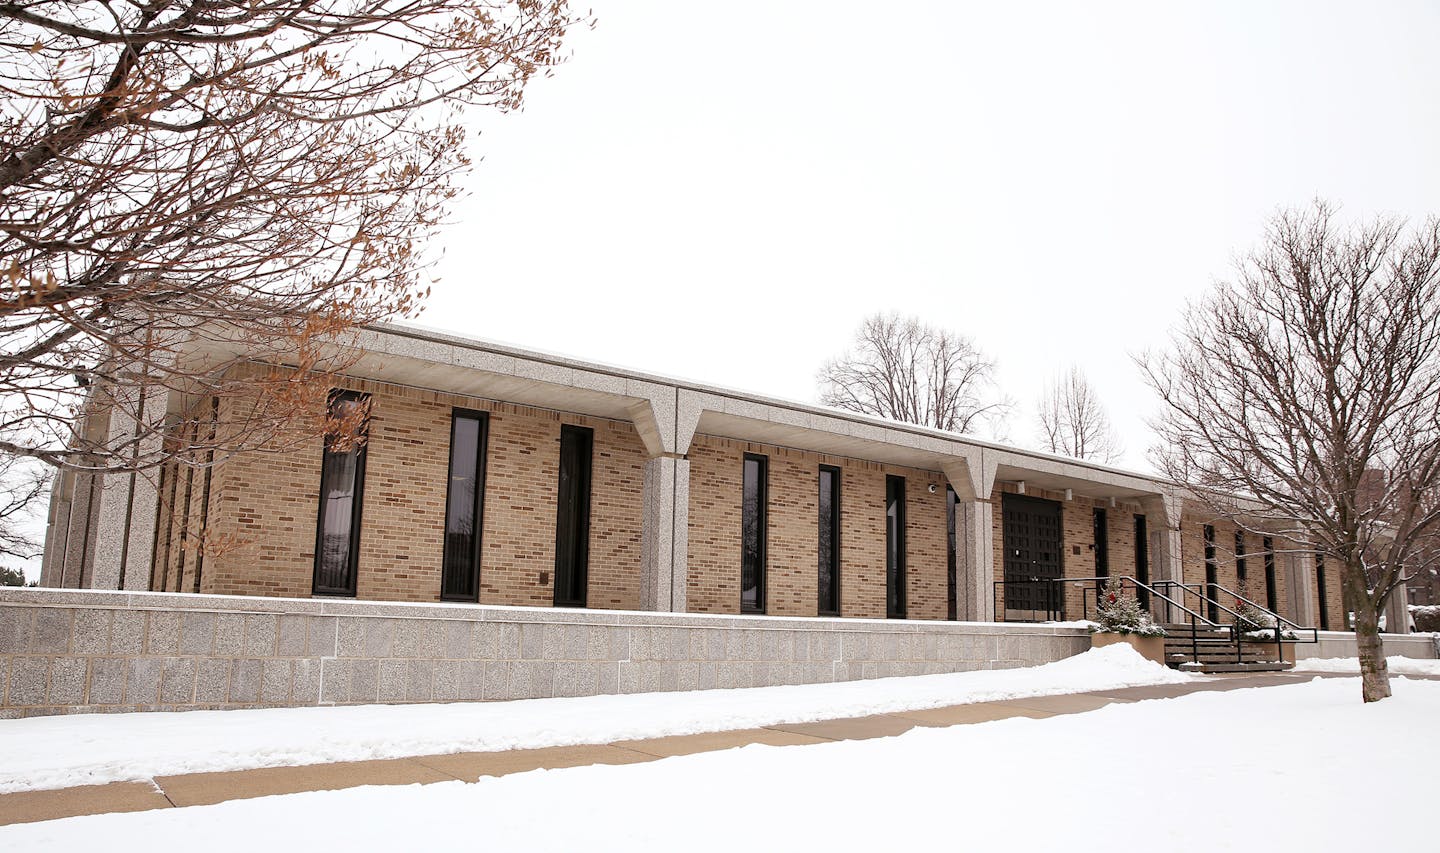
[[1262, 536, 1278, 612], [1203, 524, 1219, 622], [553, 425, 593, 608], [1234, 529, 1247, 589], [1315, 553, 1330, 630], [1093, 508, 1109, 579], [441, 409, 488, 601], [1133, 514, 1149, 609], [741, 453, 768, 613], [946, 485, 958, 621], [886, 475, 907, 619], [818, 465, 841, 616], [313, 390, 370, 597]]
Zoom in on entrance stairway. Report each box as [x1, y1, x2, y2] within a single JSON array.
[[1159, 624, 1293, 673]]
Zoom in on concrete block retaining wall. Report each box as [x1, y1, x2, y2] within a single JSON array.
[[0, 588, 1091, 718], [1296, 630, 1438, 661]]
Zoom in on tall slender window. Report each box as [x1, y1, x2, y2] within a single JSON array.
[[313, 390, 370, 597], [1262, 536, 1278, 612], [441, 409, 488, 601], [553, 425, 593, 608], [1315, 553, 1330, 630], [1203, 524, 1219, 622], [1234, 529, 1247, 589], [818, 465, 841, 616], [741, 453, 768, 613], [886, 475, 907, 619], [946, 485, 958, 621], [1134, 514, 1149, 609], [1093, 508, 1109, 580]]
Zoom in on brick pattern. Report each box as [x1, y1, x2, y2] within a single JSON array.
[[0, 591, 1090, 718], [684, 435, 951, 620], [193, 377, 647, 610]]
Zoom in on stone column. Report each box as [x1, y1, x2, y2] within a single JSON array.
[[1286, 552, 1316, 627], [39, 468, 73, 588], [89, 384, 168, 591], [1383, 580, 1410, 635], [640, 455, 690, 612], [959, 499, 995, 622], [1140, 492, 1184, 623], [942, 453, 997, 623]]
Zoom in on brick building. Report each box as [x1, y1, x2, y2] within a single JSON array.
[[40, 323, 1349, 631]]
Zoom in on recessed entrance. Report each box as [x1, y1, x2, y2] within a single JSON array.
[[1002, 493, 1064, 620]]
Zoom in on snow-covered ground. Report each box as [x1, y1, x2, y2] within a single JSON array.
[[0, 645, 1190, 794], [4, 674, 1434, 852], [1293, 655, 1440, 676]]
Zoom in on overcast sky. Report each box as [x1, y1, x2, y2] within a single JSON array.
[[414, 0, 1440, 473]]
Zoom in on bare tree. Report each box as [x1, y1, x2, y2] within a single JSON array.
[[1035, 365, 1122, 462], [0, 2, 586, 478], [1141, 201, 1440, 703], [818, 313, 1011, 435]]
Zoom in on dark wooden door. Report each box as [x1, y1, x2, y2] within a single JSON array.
[[1002, 494, 1063, 618]]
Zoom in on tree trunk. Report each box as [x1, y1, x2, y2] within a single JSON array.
[[1353, 604, 1392, 702]]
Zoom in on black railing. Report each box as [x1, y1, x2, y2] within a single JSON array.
[[1152, 580, 1318, 664], [995, 575, 1230, 666]]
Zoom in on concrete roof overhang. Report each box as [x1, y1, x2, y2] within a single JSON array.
[[174, 321, 1175, 507]]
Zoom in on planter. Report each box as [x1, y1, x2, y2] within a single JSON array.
[[1090, 632, 1166, 665]]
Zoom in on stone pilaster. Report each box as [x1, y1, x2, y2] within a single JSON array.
[[89, 384, 168, 591], [958, 499, 995, 622], [640, 455, 690, 612]]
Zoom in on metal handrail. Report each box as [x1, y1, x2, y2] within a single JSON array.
[[1151, 580, 1318, 664], [1055, 575, 1220, 628], [1203, 580, 1315, 635], [996, 575, 1234, 665]]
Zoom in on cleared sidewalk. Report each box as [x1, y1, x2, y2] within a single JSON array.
[[0, 672, 1340, 826]]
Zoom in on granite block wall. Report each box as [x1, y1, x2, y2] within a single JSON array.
[[0, 588, 1091, 718]]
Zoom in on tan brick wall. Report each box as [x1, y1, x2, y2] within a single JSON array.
[[684, 435, 950, 620], [1179, 512, 1299, 624], [191, 376, 646, 610]]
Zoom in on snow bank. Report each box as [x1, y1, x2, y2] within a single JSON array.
[[0, 644, 1187, 793], [3, 676, 1434, 852], [1292, 655, 1440, 677]]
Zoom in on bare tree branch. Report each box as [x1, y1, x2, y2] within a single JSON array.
[[0, 1, 589, 488], [1139, 200, 1440, 703], [1035, 365, 1122, 462], [817, 313, 1012, 436]]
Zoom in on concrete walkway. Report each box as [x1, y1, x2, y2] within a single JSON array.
[[0, 671, 1354, 827]]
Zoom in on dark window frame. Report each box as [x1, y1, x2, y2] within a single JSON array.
[[1093, 507, 1109, 579], [1262, 536, 1278, 612], [1315, 552, 1330, 630], [440, 408, 490, 602], [312, 389, 371, 598], [1234, 529, 1247, 589], [741, 453, 769, 614], [1203, 524, 1219, 622], [817, 464, 842, 617], [1133, 514, 1150, 609], [553, 424, 594, 609], [946, 485, 958, 621], [886, 475, 907, 619]]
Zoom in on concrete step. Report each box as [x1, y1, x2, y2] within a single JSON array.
[[1177, 661, 1294, 673]]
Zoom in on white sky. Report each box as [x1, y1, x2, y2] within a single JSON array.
[[418, 0, 1440, 472]]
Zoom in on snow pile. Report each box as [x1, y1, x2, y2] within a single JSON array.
[[0, 644, 1188, 793], [1293, 655, 1440, 677], [3, 676, 1434, 852]]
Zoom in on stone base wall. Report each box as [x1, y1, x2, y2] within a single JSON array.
[[0, 588, 1090, 719], [1296, 630, 1438, 661]]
